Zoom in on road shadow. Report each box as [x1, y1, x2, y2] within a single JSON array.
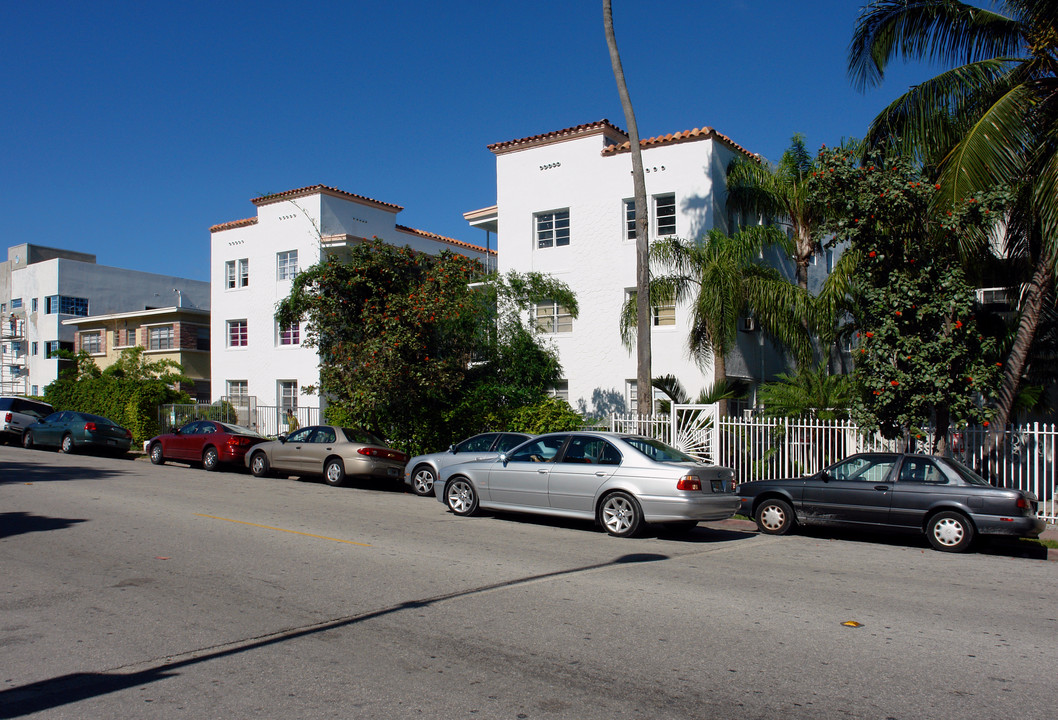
[[790, 525, 1049, 559], [0, 511, 87, 539], [0, 552, 666, 718], [0, 456, 125, 485]]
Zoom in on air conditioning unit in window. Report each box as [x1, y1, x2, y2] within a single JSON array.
[[741, 317, 758, 332]]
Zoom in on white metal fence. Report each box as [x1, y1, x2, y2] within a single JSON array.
[[158, 403, 321, 438], [611, 408, 1057, 522]]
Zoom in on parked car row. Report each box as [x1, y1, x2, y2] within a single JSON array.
[[12, 409, 1047, 551]]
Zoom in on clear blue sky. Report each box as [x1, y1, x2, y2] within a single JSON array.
[[2, 0, 937, 283]]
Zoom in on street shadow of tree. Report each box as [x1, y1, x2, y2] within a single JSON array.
[[0, 511, 87, 539], [0, 457, 122, 485]]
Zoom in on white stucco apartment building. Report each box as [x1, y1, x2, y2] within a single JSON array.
[[466, 120, 802, 417], [210, 185, 492, 427], [1, 243, 209, 396]]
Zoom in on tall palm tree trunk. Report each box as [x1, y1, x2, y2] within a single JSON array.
[[604, 0, 651, 418]]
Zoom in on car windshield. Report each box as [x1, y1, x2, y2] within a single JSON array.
[[623, 436, 700, 464], [941, 457, 992, 486], [342, 428, 385, 445]]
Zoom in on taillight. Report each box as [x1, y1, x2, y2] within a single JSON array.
[[358, 447, 407, 462], [228, 436, 252, 446], [3, 412, 11, 422], [1016, 497, 1028, 510], [125, 429, 133, 439], [84, 422, 97, 433], [677, 475, 702, 491]]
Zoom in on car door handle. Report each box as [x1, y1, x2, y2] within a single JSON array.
[[874, 485, 890, 491], [595, 471, 607, 477], [538, 469, 548, 474]]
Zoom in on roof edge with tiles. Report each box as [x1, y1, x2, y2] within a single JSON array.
[[487, 120, 628, 155], [601, 125, 759, 160], [210, 217, 258, 233], [395, 225, 496, 255], [251, 185, 404, 212]]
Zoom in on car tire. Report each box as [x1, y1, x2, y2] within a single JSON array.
[[61, 434, 75, 454], [599, 491, 643, 538], [445, 477, 479, 516], [927, 511, 975, 552], [323, 458, 346, 486], [202, 446, 220, 472], [411, 464, 436, 496], [249, 452, 270, 478], [149, 443, 165, 465], [755, 498, 795, 535], [22, 431, 34, 450]]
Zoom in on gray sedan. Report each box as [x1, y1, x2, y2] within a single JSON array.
[[246, 425, 408, 487], [435, 431, 739, 537], [404, 432, 532, 496], [737, 452, 1046, 552]]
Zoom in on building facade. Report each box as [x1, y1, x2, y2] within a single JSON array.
[[63, 306, 212, 401], [467, 120, 817, 418], [210, 185, 493, 426], [1, 243, 209, 397]]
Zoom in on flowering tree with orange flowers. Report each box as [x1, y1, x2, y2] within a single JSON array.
[[275, 238, 576, 454], [809, 148, 1007, 449]]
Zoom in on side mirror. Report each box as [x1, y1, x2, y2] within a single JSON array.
[[820, 471, 831, 482], [278, 434, 288, 443], [174, 427, 183, 435], [499, 453, 509, 465], [448, 444, 456, 454]]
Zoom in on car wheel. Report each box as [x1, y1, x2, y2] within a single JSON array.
[[149, 443, 165, 465], [202, 446, 220, 472], [323, 458, 346, 486], [599, 491, 643, 538], [249, 452, 270, 478], [22, 431, 34, 450], [445, 477, 478, 516], [927, 511, 975, 552], [755, 498, 795, 535], [61, 434, 75, 454], [411, 464, 436, 496]]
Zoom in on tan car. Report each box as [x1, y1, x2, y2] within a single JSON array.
[[246, 425, 407, 486]]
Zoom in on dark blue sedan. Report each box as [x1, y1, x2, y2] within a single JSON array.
[[737, 453, 1045, 552], [22, 411, 133, 455]]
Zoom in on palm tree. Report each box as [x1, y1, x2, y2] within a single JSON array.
[[622, 226, 813, 416], [848, 0, 1058, 443], [726, 134, 824, 290], [757, 365, 856, 420], [604, 0, 651, 415]]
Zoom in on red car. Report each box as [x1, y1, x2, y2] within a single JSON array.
[[148, 420, 267, 471]]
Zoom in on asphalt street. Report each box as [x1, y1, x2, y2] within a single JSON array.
[[1, 445, 1056, 719]]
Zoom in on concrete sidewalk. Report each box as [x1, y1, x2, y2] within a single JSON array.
[[705, 517, 1057, 561]]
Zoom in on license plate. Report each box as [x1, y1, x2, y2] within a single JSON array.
[[711, 480, 723, 492], [107, 439, 117, 446], [387, 467, 399, 477]]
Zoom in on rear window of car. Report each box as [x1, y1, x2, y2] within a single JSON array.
[[341, 428, 385, 445], [1, 397, 54, 418]]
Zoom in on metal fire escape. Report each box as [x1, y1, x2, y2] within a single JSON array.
[[1, 311, 29, 396]]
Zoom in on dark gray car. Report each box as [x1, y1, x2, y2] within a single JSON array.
[[737, 453, 1046, 552]]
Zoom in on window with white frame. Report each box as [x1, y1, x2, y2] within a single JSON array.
[[624, 200, 637, 240], [31, 342, 38, 356], [278, 380, 298, 412], [653, 291, 676, 326], [626, 380, 663, 414], [227, 319, 248, 347], [10, 298, 22, 309], [114, 328, 135, 347], [548, 380, 569, 403], [535, 210, 570, 248], [277, 250, 298, 280], [149, 325, 174, 350], [655, 194, 676, 237], [81, 332, 102, 354], [227, 380, 248, 403], [225, 258, 249, 289], [278, 322, 300, 346], [535, 301, 573, 333], [31, 298, 38, 312]]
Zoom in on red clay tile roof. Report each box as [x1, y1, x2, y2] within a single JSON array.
[[251, 185, 404, 212], [601, 125, 758, 159], [487, 120, 628, 154], [210, 217, 258, 233], [396, 225, 496, 256]]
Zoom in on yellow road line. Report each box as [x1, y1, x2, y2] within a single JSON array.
[[195, 514, 371, 546]]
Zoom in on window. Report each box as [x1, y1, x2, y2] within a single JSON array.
[[899, 458, 948, 484], [455, 434, 499, 453], [277, 250, 298, 280], [10, 298, 22, 309], [627, 380, 663, 414], [114, 328, 135, 347], [45, 295, 89, 316], [226, 380, 248, 403], [535, 301, 572, 333], [82, 332, 102, 354], [278, 380, 298, 412], [46, 341, 73, 358], [509, 436, 568, 463], [828, 455, 899, 483], [225, 259, 249, 289], [196, 326, 210, 351], [535, 210, 570, 248], [653, 291, 676, 326], [227, 320, 248, 347], [31, 298, 38, 312], [31, 342, 38, 356], [149, 325, 174, 350], [279, 322, 300, 346], [548, 380, 569, 402], [655, 194, 676, 236], [624, 200, 637, 240]]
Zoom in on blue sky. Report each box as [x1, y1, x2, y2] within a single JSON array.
[[1, 0, 939, 283]]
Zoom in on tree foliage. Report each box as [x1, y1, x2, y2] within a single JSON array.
[[809, 147, 1007, 444], [275, 238, 579, 454], [757, 365, 855, 420], [44, 347, 192, 443]]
